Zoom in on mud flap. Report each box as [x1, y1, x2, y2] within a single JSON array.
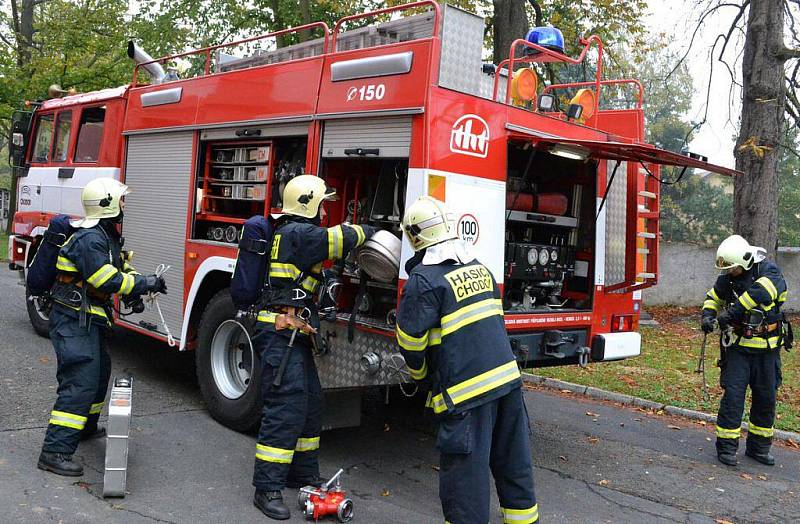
[[103, 377, 133, 498]]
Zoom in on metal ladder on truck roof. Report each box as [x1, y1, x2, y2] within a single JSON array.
[[635, 163, 659, 288]]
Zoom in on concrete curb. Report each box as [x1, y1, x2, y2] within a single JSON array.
[[522, 372, 800, 445]]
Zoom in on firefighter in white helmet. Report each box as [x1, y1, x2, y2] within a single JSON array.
[[251, 175, 378, 520], [38, 178, 166, 477], [395, 196, 539, 524], [700, 234, 790, 466]]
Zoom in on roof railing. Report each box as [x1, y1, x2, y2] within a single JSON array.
[[131, 22, 330, 86], [331, 0, 441, 51]]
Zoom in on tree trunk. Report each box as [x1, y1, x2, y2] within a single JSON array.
[[298, 0, 311, 42], [271, 0, 285, 48], [492, 0, 529, 64], [733, 0, 786, 256]]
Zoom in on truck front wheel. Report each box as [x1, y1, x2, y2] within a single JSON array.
[[196, 289, 262, 432], [26, 289, 51, 338]]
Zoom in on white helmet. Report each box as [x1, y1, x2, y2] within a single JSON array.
[[70, 177, 129, 229], [401, 196, 457, 252], [280, 175, 337, 219], [715, 234, 766, 271]]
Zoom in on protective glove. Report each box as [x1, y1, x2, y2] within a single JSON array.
[[144, 274, 168, 295], [701, 315, 716, 334], [716, 310, 732, 331], [360, 224, 380, 241]]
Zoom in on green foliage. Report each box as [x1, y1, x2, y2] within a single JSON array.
[[778, 133, 800, 247], [660, 174, 733, 245]]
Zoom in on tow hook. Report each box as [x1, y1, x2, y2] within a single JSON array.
[[576, 346, 591, 368]]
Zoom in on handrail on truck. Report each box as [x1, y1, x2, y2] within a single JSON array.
[[542, 79, 645, 110], [493, 35, 605, 126], [331, 0, 441, 51], [131, 22, 331, 85]]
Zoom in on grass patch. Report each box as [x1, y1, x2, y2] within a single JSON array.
[[535, 306, 800, 433], [0, 230, 7, 261]]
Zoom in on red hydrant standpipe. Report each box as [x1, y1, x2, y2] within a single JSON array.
[[297, 468, 354, 522]]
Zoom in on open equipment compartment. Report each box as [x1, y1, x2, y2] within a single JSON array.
[[503, 141, 597, 315]]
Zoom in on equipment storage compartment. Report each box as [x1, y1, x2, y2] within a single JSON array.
[[193, 137, 307, 244], [504, 141, 597, 313], [319, 157, 408, 332]]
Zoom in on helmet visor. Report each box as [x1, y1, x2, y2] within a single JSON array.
[[715, 256, 737, 270]]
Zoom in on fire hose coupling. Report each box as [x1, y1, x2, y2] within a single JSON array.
[[359, 351, 381, 375], [297, 468, 354, 523]]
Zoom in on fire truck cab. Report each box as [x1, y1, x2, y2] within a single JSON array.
[[8, 2, 737, 431]]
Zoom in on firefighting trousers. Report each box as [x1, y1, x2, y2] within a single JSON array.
[[438, 386, 538, 524], [716, 345, 781, 455], [42, 306, 111, 454], [252, 326, 323, 491]]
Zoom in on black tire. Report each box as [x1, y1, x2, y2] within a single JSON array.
[[26, 289, 51, 338], [195, 288, 262, 432]]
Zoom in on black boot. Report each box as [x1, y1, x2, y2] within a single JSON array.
[[715, 438, 738, 466], [37, 451, 84, 477], [286, 475, 326, 489], [254, 490, 290, 520], [745, 449, 775, 466], [80, 426, 106, 441]]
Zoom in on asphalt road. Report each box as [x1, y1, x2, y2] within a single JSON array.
[[1, 268, 799, 524]]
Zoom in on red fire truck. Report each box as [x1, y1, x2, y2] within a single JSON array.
[[7, 2, 737, 431]]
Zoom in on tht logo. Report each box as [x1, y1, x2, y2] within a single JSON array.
[[450, 114, 490, 158]]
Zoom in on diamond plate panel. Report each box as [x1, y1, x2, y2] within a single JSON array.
[[315, 322, 408, 389], [605, 161, 628, 286], [439, 5, 485, 98]]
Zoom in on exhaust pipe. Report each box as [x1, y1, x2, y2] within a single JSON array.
[[127, 41, 165, 84]]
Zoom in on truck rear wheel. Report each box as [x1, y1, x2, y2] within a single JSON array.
[[26, 289, 51, 338], [196, 289, 262, 432]]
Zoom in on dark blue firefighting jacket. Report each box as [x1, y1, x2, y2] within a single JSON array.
[[702, 259, 788, 349], [52, 224, 148, 325], [396, 259, 520, 415], [256, 217, 375, 332]]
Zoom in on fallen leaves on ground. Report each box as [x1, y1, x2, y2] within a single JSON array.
[[740, 473, 753, 480], [559, 455, 567, 461], [381, 489, 390, 497], [668, 425, 681, 430], [787, 439, 800, 449], [598, 479, 610, 486], [38, 357, 50, 364], [587, 437, 600, 444], [757, 474, 768, 481], [585, 411, 598, 417], [715, 519, 735, 524]]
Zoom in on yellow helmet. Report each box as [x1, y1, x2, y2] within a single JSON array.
[[401, 196, 457, 251], [70, 177, 129, 229], [280, 175, 337, 218], [715, 234, 765, 271]]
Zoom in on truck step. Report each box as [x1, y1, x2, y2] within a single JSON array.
[[637, 232, 656, 239], [637, 248, 650, 254], [637, 272, 656, 280], [638, 190, 657, 199]]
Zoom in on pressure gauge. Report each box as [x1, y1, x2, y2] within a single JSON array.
[[527, 247, 538, 265], [538, 248, 550, 266], [550, 249, 558, 262]]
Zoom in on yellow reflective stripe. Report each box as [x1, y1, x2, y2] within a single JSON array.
[[118, 273, 135, 295], [502, 504, 539, 523], [440, 298, 504, 336], [300, 276, 320, 293], [56, 256, 79, 272], [715, 425, 741, 439], [748, 423, 774, 438], [432, 361, 520, 414], [89, 402, 104, 415], [738, 335, 781, 349], [49, 410, 87, 430], [255, 443, 294, 463], [295, 437, 320, 452], [269, 263, 301, 279], [347, 224, 366, 246], [257, 311, 278, 323], [708, 287, 723, 304], [703, 300, 720, 311], [57, 302, 109, 319], [429, 328, 442, 346], [756, 277, 778, 301], [408, 359, 428, 380], [762, 302, 775, 312], [778, 291, 788, 302], [87, 264, 118, 287], [425, 391, 434, 408], [738, 292, 757, 310], [396, 325, 428, 351], [327, 225, 344, 259]]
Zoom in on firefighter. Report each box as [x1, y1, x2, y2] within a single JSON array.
[[252, 175, 377, 520], [38, 177, 166, 476], [700, 234, 789, 467], [395, 196, 538, 524]]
